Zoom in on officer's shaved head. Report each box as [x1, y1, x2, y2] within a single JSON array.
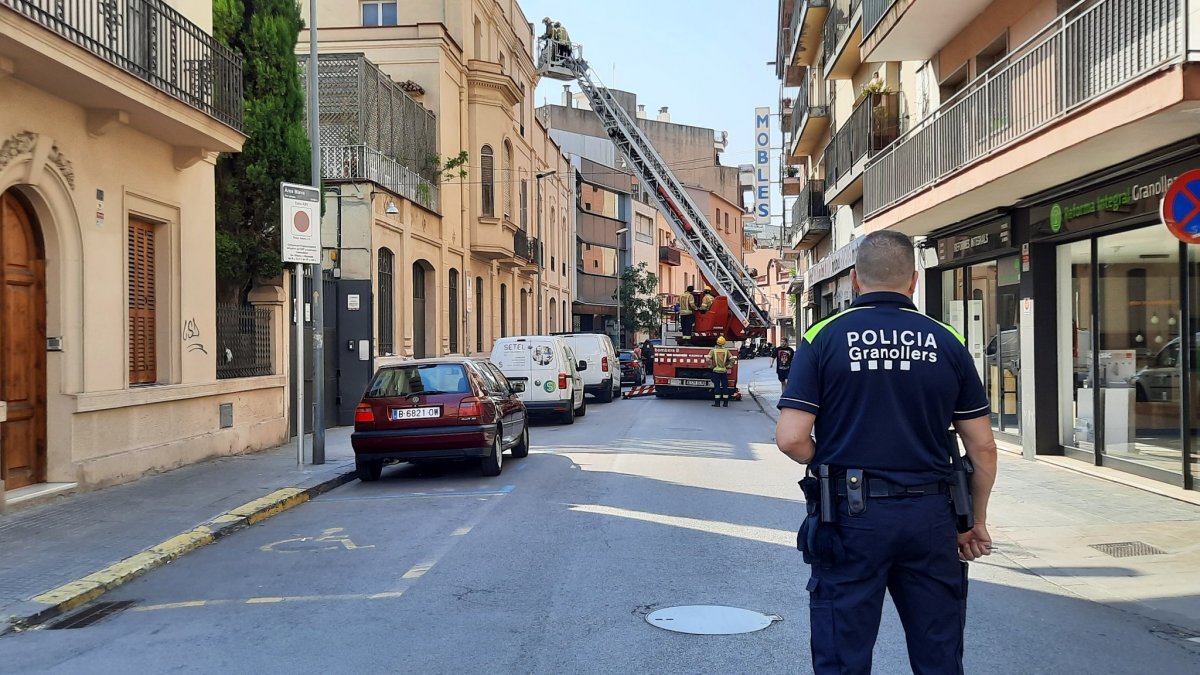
[[854, 231, 916, 291]]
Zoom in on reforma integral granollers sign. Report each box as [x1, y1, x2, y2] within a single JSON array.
[[754, 107, 771, 227]]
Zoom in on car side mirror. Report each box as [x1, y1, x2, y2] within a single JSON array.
[[577, 360, 588, 371], [509, 380, 526, 393]]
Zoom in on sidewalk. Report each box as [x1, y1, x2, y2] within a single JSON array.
[[745, 361, 1200, 635], [0, 428, 357, 630]]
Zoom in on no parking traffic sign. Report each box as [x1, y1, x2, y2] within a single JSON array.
[[1161, 169, 1200, 244]]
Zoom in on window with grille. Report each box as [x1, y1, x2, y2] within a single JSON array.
[[503, 141, 513, 220], [520, 178, 528, 231], [128, 218, 157, 385], [449, 269, 460, 353], [481, 145, 495, 217], [475, 276, 484, 352], [378, 248, 395, 355], [361, 2, 397, 26]]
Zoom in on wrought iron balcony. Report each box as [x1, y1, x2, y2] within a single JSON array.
[[789, 179, 831, 251], [826, 92, 899, 188], [862, 0, 896, 41], [865, 0, 1188, 218], [822, 0, 861, 78], [323, 144, 439, 212], [787, 0, 831, 69], [788, 77, 831, 160], [2, 0, 244, 130], [514, 228, 533, 262], [658, 245, 682, 266]]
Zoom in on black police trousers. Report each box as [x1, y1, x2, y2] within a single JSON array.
[[681, 313, 695, 336], [806, 493, 967, 675]]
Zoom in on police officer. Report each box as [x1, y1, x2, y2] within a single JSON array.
[[706, 336, 735, 407], [775, 231, 998, 675]]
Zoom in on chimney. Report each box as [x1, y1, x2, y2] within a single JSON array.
[[657, 106, 671, 122], [562, 84, 572, 108], [637, 104, 647, 120]]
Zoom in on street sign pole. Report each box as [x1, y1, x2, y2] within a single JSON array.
[[309, 0, 326, 465], [281, 182, 321, 468]]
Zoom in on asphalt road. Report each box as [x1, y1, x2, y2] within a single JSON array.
[[2, 362, 1198, 673]]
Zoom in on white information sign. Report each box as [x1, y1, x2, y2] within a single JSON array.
[[280, 182, 321, 264], [754, 107, 771, 226]]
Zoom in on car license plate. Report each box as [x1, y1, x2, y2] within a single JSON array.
[[668, 378, 711, 387], [389, 406, 441, 421]]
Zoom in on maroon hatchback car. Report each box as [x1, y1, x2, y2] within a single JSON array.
[[350, 358, 529, 481]]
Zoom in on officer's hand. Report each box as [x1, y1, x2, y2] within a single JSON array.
[[957, 523, 992, 561]]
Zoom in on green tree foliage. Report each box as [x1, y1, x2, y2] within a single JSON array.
[[213, 0, 310, 298], [613, 262, 661, 341]]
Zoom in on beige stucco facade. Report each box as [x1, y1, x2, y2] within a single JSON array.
[[0, 4, 289, 507], [299, 0, 574, 357]]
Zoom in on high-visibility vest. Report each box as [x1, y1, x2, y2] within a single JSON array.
[[680, 293, 697, 315], [700, 294, 714, 311], [709, 348, 732, 374]]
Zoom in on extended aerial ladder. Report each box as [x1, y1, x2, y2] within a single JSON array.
[[537, 36, 770, 347]]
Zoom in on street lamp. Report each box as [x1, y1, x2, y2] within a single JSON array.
[[535, 169, 556, 334], [615, 227, 629, 349]]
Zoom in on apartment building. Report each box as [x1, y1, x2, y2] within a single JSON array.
[[0, 1, 295, 505], [777, 0, 1200, 492], [298, 0, 574, 359]]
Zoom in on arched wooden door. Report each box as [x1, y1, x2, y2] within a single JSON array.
[[0, 191, 47, 490], [412, 262, 427, 359]]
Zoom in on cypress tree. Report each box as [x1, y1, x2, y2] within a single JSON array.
[[213, 0, 310, 300]]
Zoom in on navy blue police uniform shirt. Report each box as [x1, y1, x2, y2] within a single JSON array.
[[778, 291, 989, 486]]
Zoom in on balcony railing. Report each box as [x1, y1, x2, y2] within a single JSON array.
[[789, 76, 831, 139], [866, 0, 1187, 217], [822, 0, 861, 68], [659, 245, 682, 266], [514, 229, 542, 265], [323, 144, 439, 212], [790, 180, 831, 250], [862, 0, 896, 40], [788, 0, 831, 61], [2, 0, 244, 129], [826, 92, 900, 185]]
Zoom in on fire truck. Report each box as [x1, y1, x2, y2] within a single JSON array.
[[537, 35, 770, 399]]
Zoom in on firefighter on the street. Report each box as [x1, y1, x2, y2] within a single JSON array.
[[679, 285, 697, 340], [706, 336, 736, 407]]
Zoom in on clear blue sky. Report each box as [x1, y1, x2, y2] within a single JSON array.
[[521, 0, 780, 169]]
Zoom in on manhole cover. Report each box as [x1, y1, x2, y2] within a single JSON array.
[[645, 605, 780, 635], [1089, 541, 1167, 558]]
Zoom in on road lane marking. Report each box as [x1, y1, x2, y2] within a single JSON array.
[[260, 527, 374, 553], [128, 592, 409, 613], [567, 504, 794, 547], [402, 563, 434, 579], [451, 527, 472, 536], [317, 485, 515, 502], [246, 597, 284, 604]]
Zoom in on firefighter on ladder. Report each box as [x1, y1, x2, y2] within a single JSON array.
[[707, 336, 736, 407]]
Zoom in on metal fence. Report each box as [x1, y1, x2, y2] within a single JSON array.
[[827, 92, 899, 184], [298, 53, 437, 184], [217, 303, 273, 380], [787, 0, 831, 62], [323, 144, 439, 212], [3, 0, 243, 129], [866, 0, 1186, 217]]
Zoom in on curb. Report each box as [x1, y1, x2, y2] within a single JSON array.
[[4, 464, 356, 633], [747, 383, 780, 423]]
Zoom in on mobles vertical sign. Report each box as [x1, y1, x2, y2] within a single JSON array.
[[754, 107, 771, 226]]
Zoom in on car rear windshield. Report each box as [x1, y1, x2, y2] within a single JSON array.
[[619, 352, 635, 362], [365, 364, 470, 398]]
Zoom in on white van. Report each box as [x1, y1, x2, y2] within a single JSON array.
[[559, 333, 621, 403], [490, 336, 587, 424]]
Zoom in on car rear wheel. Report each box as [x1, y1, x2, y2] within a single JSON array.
[[561, 398, 576, 425], [576, 397, 587, 417], [597, 380, 614, 403], [481, 431, 503, 477], [356, 459, 383, 482], [511, 425, 530, 458]]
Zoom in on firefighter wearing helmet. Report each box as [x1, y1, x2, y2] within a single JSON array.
[[706, 336, 736, 407]]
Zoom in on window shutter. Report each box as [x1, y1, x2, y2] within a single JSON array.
[[128, 219, 157, 384]]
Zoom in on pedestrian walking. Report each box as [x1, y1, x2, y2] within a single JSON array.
[[775, 230, 998, 675], [706, 336, 735, 407], [770, 337, 794, 387], [679, 285, 697, 340]]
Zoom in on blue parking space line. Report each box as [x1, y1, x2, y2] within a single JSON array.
[[318, 485, 515, 502]]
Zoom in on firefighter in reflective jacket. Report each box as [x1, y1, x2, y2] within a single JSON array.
[[707, 336, 736, 407], [699, 287, 715, 312]]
